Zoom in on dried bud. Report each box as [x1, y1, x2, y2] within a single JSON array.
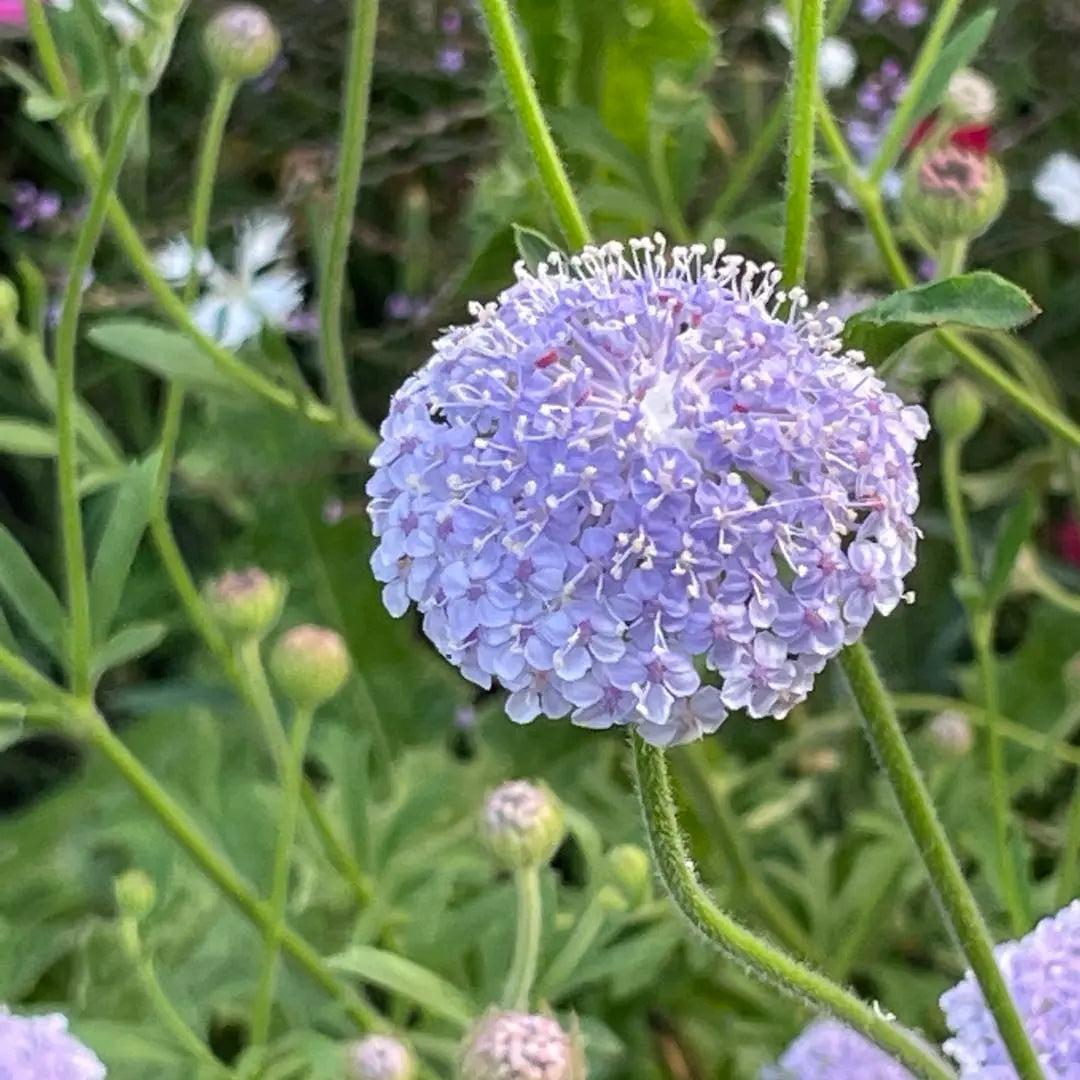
[[928, 711, 974, 757], [945, 69, 997, 125], [204, 568, 286, 641], [348, 1035, 415, 1080], [931, 378, 985, 445], [203, 4, 280, 81], [604, 844, 651, 908], [459, 1011, 584, 1080], [480, 781, 565, 870], [114, 869, 156, 919], [902, 145, 1007, 242], [270, 624, 351, 708]]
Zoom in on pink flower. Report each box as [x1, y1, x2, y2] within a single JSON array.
[[0, 0, 26, 31]]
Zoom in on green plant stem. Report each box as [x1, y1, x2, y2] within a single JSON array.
[[706, 97, 786, 229], [0, 643, 70, 709], [837, 643, 1046, 1080], [537, 892, 607, 998], [869, 0, 964, 183], [251, 705, 316, 1045], [782, 0, 824, 286], [24, 0, 68, 99], [56, 94, 142, 697], [477, 0, 591, 249], [1056, 774, 1080, 907], [631, 734, 956, 1080], [937, 238, 969, 279], [119, 917, 233, 1078], [503, 865, 543, 1011], [941, 439, 1027, 935], [318, 0, 380, 425]]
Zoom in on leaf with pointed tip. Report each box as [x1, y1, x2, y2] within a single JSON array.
[[513, 224, 566, 273]]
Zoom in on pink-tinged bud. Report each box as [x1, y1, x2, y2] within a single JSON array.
[[203, 4, 280, 81], [269, 624, 350, 708], [459, 1011, 584, 1080], [928, 711, 974, 757], [348, 1035, 415, 1080], [204, 568, 286, 641], [480, 781, 564, 870], [902, 145, 1006, 242]]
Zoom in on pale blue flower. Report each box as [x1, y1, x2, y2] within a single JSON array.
[[0, 1007, 106, 1079], [763, 1018, 917, 1079]]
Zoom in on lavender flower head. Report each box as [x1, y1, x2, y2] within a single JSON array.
[[0, 1008, 106, 1079], [940, 900, 1080, 1078], [762, 1018, 917, 1079], [367, 238, 927, 746]]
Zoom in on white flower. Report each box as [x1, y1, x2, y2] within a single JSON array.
[[946, 68, 996, 124], [156, 212, 305, 349], [100, 0, 149, 40], [1034, 152, 1080, 227], [765, 7, 856, 90]]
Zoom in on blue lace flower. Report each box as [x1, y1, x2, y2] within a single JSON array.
[[0, 1008, 106, 1079], [763, 1019, 917, 1079], [368, 238, 927, 746]]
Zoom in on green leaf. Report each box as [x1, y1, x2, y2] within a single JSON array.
[[908, 9, 997, 127], [843, 272, 1040, 364], [87, 319, 240, 394], [983, 491, 1040, 607], [0, 524, 66, 661], [330, 946, 476, 1026], [24, 94, 69, 121], [91, 621, 167, 680], [0, 419, 58, 457], [513, 224, 566, 273], [89, 454, 159, 640]]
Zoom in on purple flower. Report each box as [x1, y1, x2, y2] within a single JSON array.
[[10, 181, 62, 232], [762, 1018, 918, 1078], [940, 900, 1080, 1078], [858, 0, 925, 27], [440, 6, 462, 34], [367, 238, 927, 746], [0, 1008, 106, 1079], [437, 44, 464, 73]]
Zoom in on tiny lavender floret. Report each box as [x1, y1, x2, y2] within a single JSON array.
[[481, 780, 565, 869], [940, 900, 1080, 1078], [762, 1018, 917, 1079], [0, 1007, 107, 1080], [460, 1011, 582, 1080], [367, 238, 927, 745], [348, 1034, 414, 1080]]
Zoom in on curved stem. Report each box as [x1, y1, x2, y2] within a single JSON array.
[[631, 734, 957, 1080], [837, 643, 1046, 1080], [317, 0, 380, 425], [251, 704, 315, 1045], [782, 0, 823, 287], [24, 0, 68, 99], [56, 94, 143, 696], [503, 864, 543, 1011], [538, 891, 606, 998], [476, 0, 591, 249]]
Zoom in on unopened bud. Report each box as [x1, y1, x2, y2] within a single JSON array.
[[270, 624, 350, 708], [945, 69, 997, 125], [902, 145, 1006, 242], [459, 1011, 583, 1080], [604, 844, 651, 908], [348, 1035, 414, 1080], [480, 780, 564, 870], [928, 711, 974, 757], [204, 568, 286, 641], [203, 4, 280, 81], [931, 378, 985, 444], [114, 869, 156, 919]]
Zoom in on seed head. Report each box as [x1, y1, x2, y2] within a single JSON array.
[[480, 780, 565, 870], [0, 1008, 107, 1080], [203, 4, 280, 81], [348, 1035, 414, 1080], [270, 624, 351, 709], [459, 1011, 583, 1080]]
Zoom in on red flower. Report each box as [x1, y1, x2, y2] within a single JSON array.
[[1054, 517, 1080, 570], [906, 116, 993, 156]]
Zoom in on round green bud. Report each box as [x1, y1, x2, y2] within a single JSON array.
[[270, 624, 351, 708], [931, 378, 985, 444], [901, 146, 1007, 242], [203, 4, 280, 81], [204, 568, 286, 641], [459, 1011, 584, 1080], [603, 844, 651, 909], [114, 869, 156, 919], [348, 1035, 415, 1080], [927, 710, 974, 757], [480, 780, 565, 870]]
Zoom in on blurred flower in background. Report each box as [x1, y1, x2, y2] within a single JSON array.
[[1034, 152, 1080, 226], [9, 181, 62, 232], [0, 1008, 106, 1079], [764, 8, 856, 91], [761, 1018, 918, 1079], [858, 0, 926, 28]]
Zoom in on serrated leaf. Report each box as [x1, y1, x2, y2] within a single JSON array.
[[0, 523, 66, 661], [984, 491, 1040, 607], [513, 224, 565, 273], [843, 272, 1039, 364], [908, 9, 997, 127], [330, 946, 476, 1026], [0, 419, 58, 457], [91, 621, 167, 680]]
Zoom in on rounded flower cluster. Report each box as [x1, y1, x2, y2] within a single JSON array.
[[368, 238, 927, 746], [762, 1019, 917, 1079], [0, 1008, 106, 1079], [480, 780, 565, 869], [459, 1011, 579, 1080], [940, 899, 1080, 1078], [348, 1034, 414, 1080]]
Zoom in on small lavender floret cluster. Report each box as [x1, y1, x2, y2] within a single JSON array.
[[0, 1008, 106, 1079], [847, 60, 908, 162], [940, 899, 1080, 1078], [858, 0, 926, 27], [762, 1019, 917, 1079], [368, 238, 927, 746]]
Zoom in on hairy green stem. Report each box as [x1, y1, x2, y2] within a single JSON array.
[[782, 0, 824, 286], [632, 734, 957, 1080], [503, 865, 543, 1011], [838, 643, 1046, 1080], [477, 0, 591, 249]]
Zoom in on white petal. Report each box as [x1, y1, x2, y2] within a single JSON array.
[[154, 238, 196, 284], [764, 7, 792, 48], [191, 295, 262, 349], [248, 269, 304, 327], [1034, 153, 1080, 227], [819, 38, 856, 90], [238, 212, 292, 278]]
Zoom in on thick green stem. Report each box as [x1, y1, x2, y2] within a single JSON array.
[[503, 865, 543, 1011], [632, 734, 957, 1080], [782, 0, 824, 287], [936, 238, 969, 279], [56, 94, 143, 696], [24, 0, 68, 99], [251, 705, 316, 1045], [477, 0, 591, 249], [0, 642, 71, 710], [837, 643, 1046, 1080], [317, 0, 380, 424]]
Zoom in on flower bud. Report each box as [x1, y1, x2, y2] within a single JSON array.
[[945, 69, 997, 125], [931, 378, 985, 444], [928, 710, 974, 757], [348, 1035, 415, 1080], [459, 1011, 584, 1080], [603, 844, 651, 908], [203, 4, 280, 81], [204, 568, 286, 641], [480, 780, 565, 870], [901, 145, 1006, 242], [270, 624, 351, 708], [114, 869, 156, 919], [796, 746, 841, 775]]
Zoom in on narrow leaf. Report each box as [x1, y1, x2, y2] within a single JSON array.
[[0, 419, 58, 458], [0, 524, 66, 660], [984, 490, 1040, 607], [91, 621, 167, 680], [909, 9, 998, 127], [513, 224, 565, 274]]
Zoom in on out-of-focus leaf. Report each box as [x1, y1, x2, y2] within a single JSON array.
[[513, 224, 566, 272], [0, 419, 58, 457], [91, 621, 167, 679], [908, 9, 997, 127], [983, 491, 1040, 606], [0, 523, 66, 661]]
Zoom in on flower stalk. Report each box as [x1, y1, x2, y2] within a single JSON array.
[[503, 865, 543, 1011]]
